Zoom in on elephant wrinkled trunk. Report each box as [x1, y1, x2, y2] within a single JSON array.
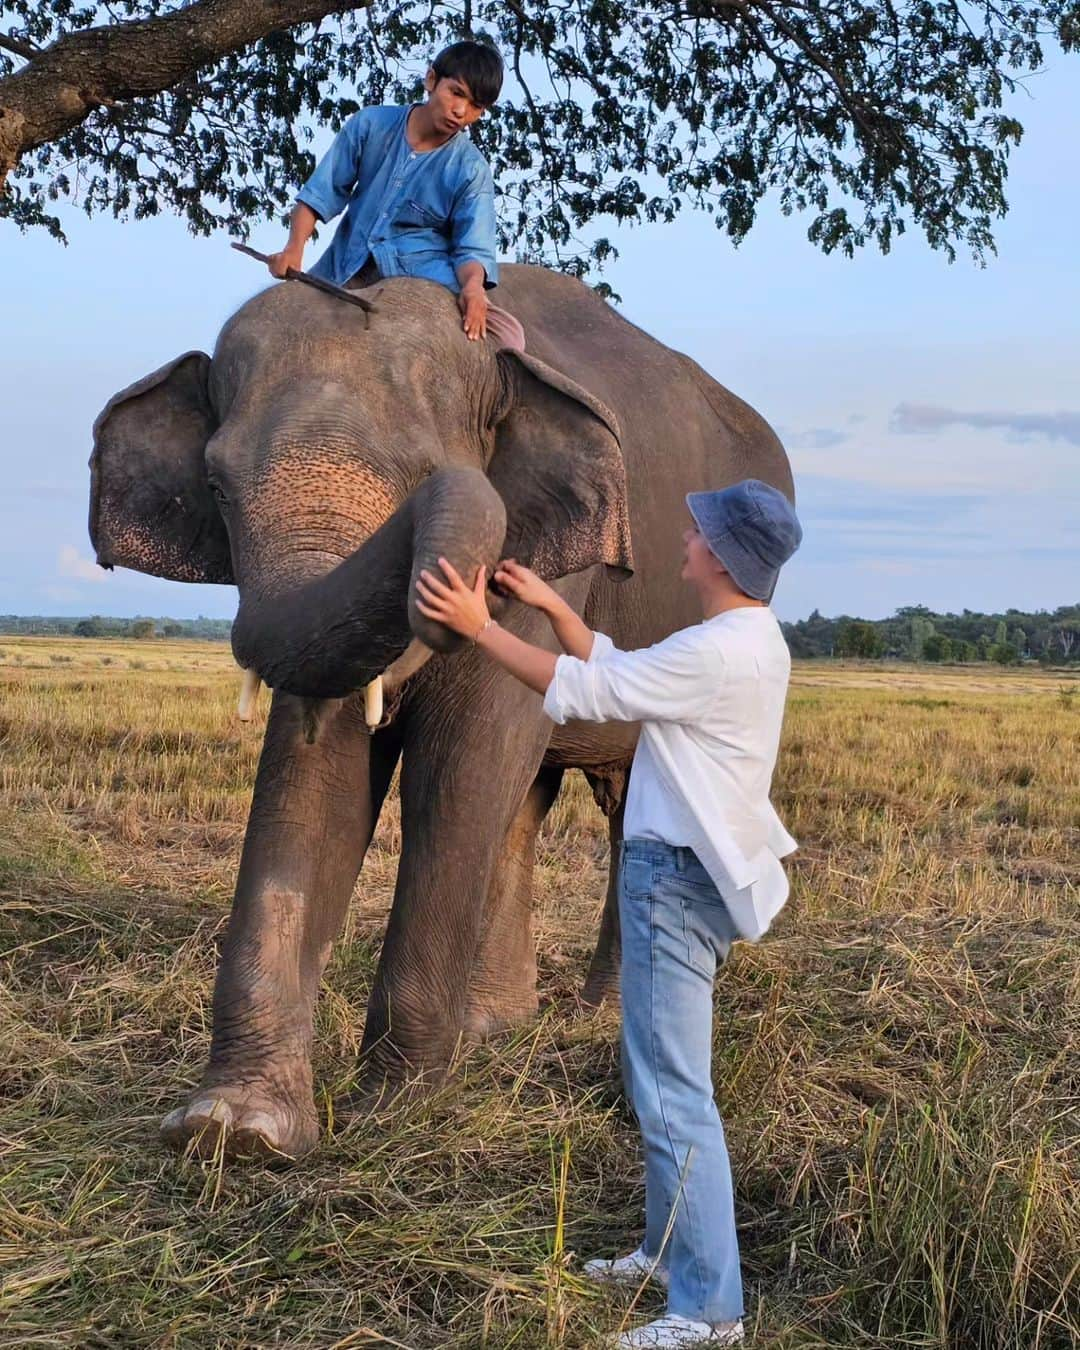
[[231, 466, 507, 700]]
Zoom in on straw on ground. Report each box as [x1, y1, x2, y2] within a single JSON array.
[[0, 639, 1076, 1347]]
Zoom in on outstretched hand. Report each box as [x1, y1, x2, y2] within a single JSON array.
[[415, 557, 491, 639], [493, 559, 561, 613]]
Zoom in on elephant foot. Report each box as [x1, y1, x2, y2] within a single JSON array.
[[160, 1075, 319, 1161], [580, 966, 619, 1009], [462, 992, 539, 1041], [341, 1064, 450, 1120]]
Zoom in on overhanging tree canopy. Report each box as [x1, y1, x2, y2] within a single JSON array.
[[2, 0, 1077, 275]]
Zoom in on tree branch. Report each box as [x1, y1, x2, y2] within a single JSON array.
[[750, 0, 882, 148], [0, 33, 41, 61], [0, 0, 373, 187], [503, 0, 610, 101]]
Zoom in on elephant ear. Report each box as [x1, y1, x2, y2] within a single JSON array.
[[488, 350, 633, 581], [89, 351, 234, 584]]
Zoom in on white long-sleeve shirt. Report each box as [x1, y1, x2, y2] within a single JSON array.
[[542, 606, 797, 942]]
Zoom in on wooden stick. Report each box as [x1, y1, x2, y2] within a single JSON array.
[[230, 242, 379, 314]]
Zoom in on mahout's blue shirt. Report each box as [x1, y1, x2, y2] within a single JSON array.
[[297, 105, 498, 293]]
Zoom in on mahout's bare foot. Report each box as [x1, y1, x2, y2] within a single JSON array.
[[160, 1075, 319, 1160]]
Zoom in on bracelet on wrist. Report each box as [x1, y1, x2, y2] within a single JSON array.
[[473, 617, 496, 644]]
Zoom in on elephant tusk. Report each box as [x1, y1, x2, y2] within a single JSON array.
[[360, 642, 429, 731], [381, 637, 432, 694], [364, 676, 384, 728], [237, 668, 262, 722]]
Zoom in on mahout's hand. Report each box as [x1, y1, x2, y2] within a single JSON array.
[[493, 559, 561, 613], [267, 245, 304, 279], [415, 557, 491, 638], [457, 284, 489, 341]]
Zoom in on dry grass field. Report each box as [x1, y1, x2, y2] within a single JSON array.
[[0, 636, 1077, 1348]]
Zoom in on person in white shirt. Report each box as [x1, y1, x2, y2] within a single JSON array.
[[415, 478, 803, 1349]]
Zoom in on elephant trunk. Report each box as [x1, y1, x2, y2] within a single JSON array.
[[231, 466, 507, 699]]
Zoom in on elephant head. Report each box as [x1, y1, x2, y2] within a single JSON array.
[[89, 278, 633, 702]]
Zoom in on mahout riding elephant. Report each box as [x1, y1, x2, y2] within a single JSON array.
[[89, 265, 793, 1158]]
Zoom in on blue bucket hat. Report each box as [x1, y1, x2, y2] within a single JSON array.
[[686, 479, 802, 601]]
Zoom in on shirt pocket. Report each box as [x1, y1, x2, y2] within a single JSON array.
[[395, 197, 448, 231]]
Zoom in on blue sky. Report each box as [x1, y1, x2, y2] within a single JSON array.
[[2, 57, 1077, 624]]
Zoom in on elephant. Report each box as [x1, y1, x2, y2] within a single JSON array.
[[89, 264, 793, 1158]]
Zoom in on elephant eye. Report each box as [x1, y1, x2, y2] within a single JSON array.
[[207, 477, 230, 509]]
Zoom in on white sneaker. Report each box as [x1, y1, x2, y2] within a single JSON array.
[[583, 1245, 669, 1289], [613, 1314, 745, 1348]]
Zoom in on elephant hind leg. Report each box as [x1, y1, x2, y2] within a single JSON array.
[[463, 763, 564, 1039], [581, 768, 627, 1008]]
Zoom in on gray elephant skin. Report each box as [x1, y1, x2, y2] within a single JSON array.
[[89, 265, 794, 1159]]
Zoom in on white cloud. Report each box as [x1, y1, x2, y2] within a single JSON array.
[[892, 402, 1080, 446], [787, 416, 1077, 496], [781, 427, 851, 450], [57, 545, 106, 583]]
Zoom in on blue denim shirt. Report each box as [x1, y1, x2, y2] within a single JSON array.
[[297, 105, 498, 293]]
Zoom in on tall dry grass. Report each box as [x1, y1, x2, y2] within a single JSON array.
[[0, 638, 1076, 1347]]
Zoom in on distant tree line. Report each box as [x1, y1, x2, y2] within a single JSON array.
[[782, 604, 1080, 664], [3, 604, 1078, 664], [0, 615, 232, 640]]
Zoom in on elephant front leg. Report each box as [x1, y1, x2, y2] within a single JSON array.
[[463, 764, 564, 1039], [161, 693, 400, 1158], [357, 664, 555, 1093]]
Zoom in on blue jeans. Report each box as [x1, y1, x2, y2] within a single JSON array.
[[618, 838, 745, 1325]]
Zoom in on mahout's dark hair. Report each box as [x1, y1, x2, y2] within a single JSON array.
[[431, 40, 504, 108]]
